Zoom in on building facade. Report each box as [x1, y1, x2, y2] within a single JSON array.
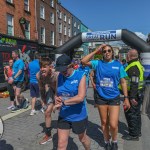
[[55, 2, 72, 47]]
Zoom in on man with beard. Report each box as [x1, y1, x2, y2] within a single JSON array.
[[36, 57, 58, 145]]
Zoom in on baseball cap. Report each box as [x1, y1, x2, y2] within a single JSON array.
[[55, 54, 72, 72]]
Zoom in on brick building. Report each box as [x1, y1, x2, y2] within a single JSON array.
[[56, 2, 72, 47], [0, 0, 37, 40]]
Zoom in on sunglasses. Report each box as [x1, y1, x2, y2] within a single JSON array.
[[102, 49, 112, 54]]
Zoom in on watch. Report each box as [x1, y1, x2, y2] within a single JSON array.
[[124, 96, 129, 99]]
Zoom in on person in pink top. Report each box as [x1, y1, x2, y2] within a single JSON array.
[[4, 59, 15, 110]]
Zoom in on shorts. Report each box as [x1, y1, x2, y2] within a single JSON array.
[[45, 87, 55, 104], [13, 81, 23, 88], [95, 91, 120, 106], [30, 83, 40, 98], [58, 117, 88, 134]]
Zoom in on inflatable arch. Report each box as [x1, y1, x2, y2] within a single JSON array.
[[54, 29, 150, 81]]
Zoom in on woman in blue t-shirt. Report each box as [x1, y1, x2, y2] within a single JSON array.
[[81, 44, 130, 150], [54, 54, 91, 150]]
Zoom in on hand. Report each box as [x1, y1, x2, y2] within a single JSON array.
[[95, 44, 106, 54], [54, 96, 62, 105], [5, 77, 8, 81], [8, 78, 14, 84], [92, 83, 96, 89], [130, 99, 138, 106], [123, 98, 131, 110]]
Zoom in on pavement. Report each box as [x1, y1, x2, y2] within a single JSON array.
[[0, 87, 150, 150]]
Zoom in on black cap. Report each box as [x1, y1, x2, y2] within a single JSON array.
[[55, 54, 71, 72]]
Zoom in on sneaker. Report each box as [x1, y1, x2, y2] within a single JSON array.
[[11, 106, 21, 113], [111, 142, 118, 150], [105, 143, 111, 150], [39, 134, 52, 145], [7, 105, 15, 110], [40, 108, 45, 113], [23, 98, 29, 109], [122, 134, 139, 141], [30, 109, 37, 116]]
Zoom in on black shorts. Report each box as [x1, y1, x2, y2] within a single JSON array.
[[13, 81, 23, 88], [58, 117, 88, 134], [95, 91, 120, 106]]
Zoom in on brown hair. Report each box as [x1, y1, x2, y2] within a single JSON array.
[[40, 57, 52, 67]]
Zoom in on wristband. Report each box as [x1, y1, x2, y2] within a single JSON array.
[[124, 96, 129, 99], [62, 101, 66, 106]]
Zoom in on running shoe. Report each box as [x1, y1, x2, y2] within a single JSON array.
[[11, 106, 21, 113], [7, 105, 15, 110], [39, 134, 52, 145], [30, 109, 37, 116]]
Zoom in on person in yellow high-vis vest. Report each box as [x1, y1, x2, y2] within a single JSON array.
[[122, 49, 144, 141]]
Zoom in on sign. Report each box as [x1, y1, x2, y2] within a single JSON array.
[[19, 17, 26, 24], [82, 30, 122, 42]]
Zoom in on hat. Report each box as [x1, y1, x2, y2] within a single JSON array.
[[55, 54, 71, 72]]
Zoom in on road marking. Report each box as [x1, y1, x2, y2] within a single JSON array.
[[2, 105, 31, 121]]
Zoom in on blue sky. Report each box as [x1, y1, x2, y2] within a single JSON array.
[[60, 0, 150, 35]]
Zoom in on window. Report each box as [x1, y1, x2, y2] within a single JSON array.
[[78, 24, 80, 30], [40, 5, 45, 19], [68, 28, 71, 37], [7, 14, 14, 36], [58, 23, 62, 33], [50, 31, 55, 45], [64, 14, 67, 22], [50, 0, 54, 7], [50, 12, 54, 24], [68, 17, 71, 24], [6, 0, 13, 3], [24, 0, 29, 11], [74, 31, 76, 36], [59, 39, 62, 46], [74, 22, 76, 27], [25, 21, 30, 39], [40, 27, 45, 43], [64, 25, 67, 35], [58, 10, 62, 19]]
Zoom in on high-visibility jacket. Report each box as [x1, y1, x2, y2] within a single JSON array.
[[119, 61, 144, 91]]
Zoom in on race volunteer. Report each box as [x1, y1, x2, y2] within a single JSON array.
[[122, 49, 144, 141]]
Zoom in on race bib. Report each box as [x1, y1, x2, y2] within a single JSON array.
[[100, 78, 113, 87]]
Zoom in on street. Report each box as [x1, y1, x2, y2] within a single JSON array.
[[0, 87, 150, 150]]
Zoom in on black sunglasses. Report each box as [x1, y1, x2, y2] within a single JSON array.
[[103, 49, 112, 54]]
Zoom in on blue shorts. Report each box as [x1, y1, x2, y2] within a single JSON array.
[[30, 83, 40, 98]]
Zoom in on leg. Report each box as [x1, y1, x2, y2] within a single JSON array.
[[31, 97, 36, 110], [45, 103, 54, 136], [97, 105, 110, 142], [78, 131, 91, 150], [57, 129, 70, 150], [15, 87, 21, 106], [108, 105, 120, 141]]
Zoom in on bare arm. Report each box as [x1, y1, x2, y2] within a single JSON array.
[[14, 70, 22, 79], [120, 78, 130, 108], [36, 72, 46, 102], [81, 44, 106, 66], [90, 70, 96, 89], [63, 75, 86, 105]]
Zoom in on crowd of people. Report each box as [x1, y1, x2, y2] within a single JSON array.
[[3, 45, 144, 150]]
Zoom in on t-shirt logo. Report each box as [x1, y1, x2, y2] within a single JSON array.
[[71, 80, 78, 84], [112, 66, 119, 69]]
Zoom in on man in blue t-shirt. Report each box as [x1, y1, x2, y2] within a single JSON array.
[[28, 53, 40, 116], [9, 50, 25, 112]]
